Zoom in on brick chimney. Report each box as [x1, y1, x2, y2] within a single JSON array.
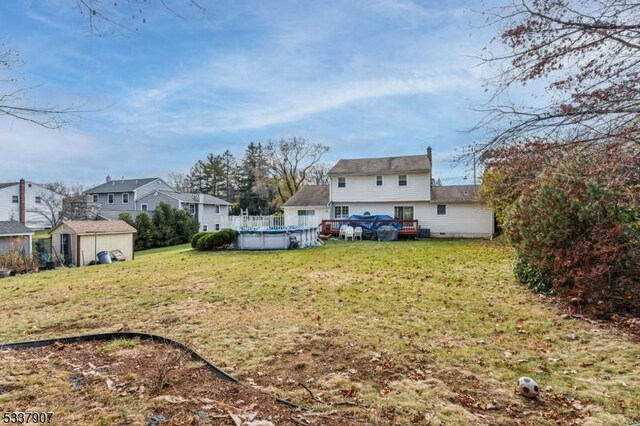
[[19, 178, 26, 224]]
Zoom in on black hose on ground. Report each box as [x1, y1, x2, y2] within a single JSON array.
[[0, 331, 306, 410]]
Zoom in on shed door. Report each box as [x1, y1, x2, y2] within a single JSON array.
[[60, 233, 71, 264]]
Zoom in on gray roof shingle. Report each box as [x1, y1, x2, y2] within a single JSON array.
[[86, 178, 161, 194], [329, 154, 430, 175], [430, 185, 479, 203], [0, 221, 33, 235], [282, 185, 330, 207], [0, 182, 18, 190]]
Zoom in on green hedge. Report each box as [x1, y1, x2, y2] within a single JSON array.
[[191, 232, 209, 249], [194, 229, 236, 251]]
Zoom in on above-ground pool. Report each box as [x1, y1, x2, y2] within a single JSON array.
[[235, 226, 321, 250]]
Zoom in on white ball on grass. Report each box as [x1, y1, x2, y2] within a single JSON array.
[[517, 376, 540, 398]]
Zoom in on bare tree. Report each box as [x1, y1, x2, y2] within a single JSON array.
[[27, 183, 85, 227], [166, 172, 190, 192], [476, 0, 640, 154], [1, 1, 207, 128], [265, 137, 329, 203], [306, 163, 332, 185]]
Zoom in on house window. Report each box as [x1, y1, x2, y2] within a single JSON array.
[[35, 196, 42, 204], [203, 224, 208, 231], [215, 205, 220, 213], [92, 194, 99, 203], [12, 195, 18, 203], [338, 177, 346, 188], [108, 194, 114, 204], [376, 175, 383, 186], [189, 204, 196, 215], [297, 210, 315, 216], [398, 175, 407, 186], [394, 206, 414, 220], [122, 193, 129, 204], [334, 205, 349, 219], [215, 224, 220, 230], [141, 204, 148, 211], [437, 204, 447, 216]]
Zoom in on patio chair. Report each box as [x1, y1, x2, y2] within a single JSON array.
[[345, 226, 355, 240], [338, 224, 348, 239], [354, 226, 363, 240]]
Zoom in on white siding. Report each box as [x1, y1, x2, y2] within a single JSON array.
[[79, 233, 134, 266], [283, 205, 330, 227], [426, 203, 494, 238], [199, 204, 229, 231], [0, 182, 63, 229], [330, 172, 431, 203], [327, 201, 494, 238]]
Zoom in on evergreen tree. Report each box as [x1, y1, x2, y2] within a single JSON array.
[[237, 142, 273, 214], [134, 211, 155, 250], [118, 211, 134, 226], [153, 202, 178, 246], [174, 209, 200, 244]]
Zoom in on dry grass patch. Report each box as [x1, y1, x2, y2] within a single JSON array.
[[0, 240, 638, 425]]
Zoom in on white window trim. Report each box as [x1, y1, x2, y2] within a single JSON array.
[[108, 193, 115, 204], [92, 194, 99, 203], [398, 174, 408, 187], [436, 204, 447, 216], [334, 205, 349, 219], [215, 224, 220, 230], [122, 193, 129, 204], [337, 176, 347, 188], [141, 203, 148, 211], [215, 205, 220, 214], [12, 195, 18, 203], [376, 175, 383, 186], [202, 224, 208, 231], [189, 204, 196, 215]]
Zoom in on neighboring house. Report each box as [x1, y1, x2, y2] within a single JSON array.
[[84, 177, 231, 232], [84, 177, 174, 213], [136, 190, 230, 232], [49, 220, 136, 266], [286, 147, 494, 238], [282, 185, 330, 226], [0, 221, 33, 257], [0, 179, 64, 229]]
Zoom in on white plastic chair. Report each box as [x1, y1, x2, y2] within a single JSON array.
[[338, 224, 348, 239], [345, 226, 355, 240], [354, 226, 363, 240]]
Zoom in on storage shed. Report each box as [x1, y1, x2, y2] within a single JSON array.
[[0, 221, 33, 257], [49, 220, 136, 266]]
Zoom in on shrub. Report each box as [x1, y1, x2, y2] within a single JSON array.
[[195, 229, 236, 251], [191, 232, 208, 249], [513, 257, 553, 295]]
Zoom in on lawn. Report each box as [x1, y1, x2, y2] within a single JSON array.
[[0, 240, 638, 425]]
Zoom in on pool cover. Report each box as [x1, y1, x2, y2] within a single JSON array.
[[343, 214, 403, 230]]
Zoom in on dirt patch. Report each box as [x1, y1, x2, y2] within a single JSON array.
[[241, 336, 612, 425], [0, 339, 365, 425]]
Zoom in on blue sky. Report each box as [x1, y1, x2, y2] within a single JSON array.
[[0, 0, 497, 187]]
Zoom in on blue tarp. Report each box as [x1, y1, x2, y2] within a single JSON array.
[[342, 214, 403, 230]]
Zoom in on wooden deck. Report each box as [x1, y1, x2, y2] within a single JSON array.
[[320, 219, 419, 237]]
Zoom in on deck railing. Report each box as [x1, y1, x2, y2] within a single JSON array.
[[225, 215, 285, 230], [320, 219, 419, 235]]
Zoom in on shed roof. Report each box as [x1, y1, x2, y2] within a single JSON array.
[[85, 178, 161, 194], [430, 185, 479, 203], [282, 185, 330, 207], [51, 220, 136, 235], [330, 154, 430, 176], [0, 221, 33, 236]]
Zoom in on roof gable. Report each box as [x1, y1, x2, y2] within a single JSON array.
[[329, 154, 430, 175], [282, 185, 330, 207], [85, 178, 162, 194]]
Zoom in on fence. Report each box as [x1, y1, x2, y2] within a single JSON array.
[[225, 215, 286, 230]]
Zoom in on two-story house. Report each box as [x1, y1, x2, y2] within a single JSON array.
[[84, 177, 230, 232], [0, 179, 64, 229], [282, 148, 494, 238]]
